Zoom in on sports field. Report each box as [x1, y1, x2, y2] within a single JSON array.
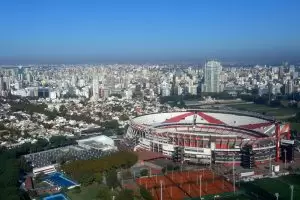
[[66, 183, 99, 200], [228, 103, 297, 118], [136, 169, 234, 200], [243, 175, 300, 200]]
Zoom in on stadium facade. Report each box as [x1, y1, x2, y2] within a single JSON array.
[[126, 110, 291, 165]]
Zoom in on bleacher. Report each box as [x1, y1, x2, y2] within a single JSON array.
[[24, 145, 111, 169]]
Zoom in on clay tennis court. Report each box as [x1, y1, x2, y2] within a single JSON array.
[[136, 169, 235, 200]]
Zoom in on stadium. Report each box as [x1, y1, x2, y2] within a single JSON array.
[[126, 109, 291, 165]]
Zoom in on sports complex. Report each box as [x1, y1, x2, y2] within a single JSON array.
[[137, 169, 234, 200], [127, 109, 291, 165]]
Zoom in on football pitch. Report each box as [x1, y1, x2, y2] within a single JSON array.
[[228, 103, 297, 118], [243, 175, 300, 200]]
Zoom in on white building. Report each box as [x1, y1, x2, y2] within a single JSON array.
[[202, 61, 222, 93], [92, 76, 99, 101], [160, 81, 170, 96], [77, 135, 117, 151]]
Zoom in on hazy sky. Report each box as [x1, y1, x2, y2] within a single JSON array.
[[0, 0, 299, 63]]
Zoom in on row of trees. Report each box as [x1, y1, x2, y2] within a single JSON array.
[[61, 151, 152, 200], [14, 136, 77, 156], [9, 101, 60, 120], [61, 151, 137, 180], [0, 148, 20, 200], [0, 143, 38, 200], [69, 174, 152, 200]]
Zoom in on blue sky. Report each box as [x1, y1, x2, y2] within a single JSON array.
[[0, 0, 299, 63]]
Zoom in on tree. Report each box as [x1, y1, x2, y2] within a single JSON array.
[[112, 105, 123, 112], [110, 93, 122, 99], [59, 105, 68, 116], [94, 172, 103, 183], [78, 173, 95, 186], [107, 170, 119, 189], [73, 186, 81, 194], [140, 169, 148, 177], [173, 165, 180, 171], [96, 185, 112, 200], [102, 120, 119, 129], [61, 152, 138, 179], [119, 114, 129, 121], [19, 157, 32, 172], [140, 186, 153, 200], [115, 189, 134, 200], [251, 87, 259, 95]]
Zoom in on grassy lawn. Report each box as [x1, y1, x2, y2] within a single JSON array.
[[217, 194, 253, 200], [66, 183, 100, 200], [291, 123, 300, 132], [228, 103, 298, 119], [251, 175, 300, 200]]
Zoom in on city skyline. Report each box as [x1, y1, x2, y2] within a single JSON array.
[[0, 0, 300, 64]]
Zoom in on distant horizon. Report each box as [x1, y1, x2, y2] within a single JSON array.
[[1, 0, 300, 65], [0, 50, 299, 66]]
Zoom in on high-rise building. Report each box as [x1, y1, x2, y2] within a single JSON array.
[[285, 80, 294, 94], [92, 76, 99, 101], [0, 75, 4, 94], [202, 61, 222, 93]]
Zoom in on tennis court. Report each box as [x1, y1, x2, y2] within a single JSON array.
[[137, 169, 235, 200]]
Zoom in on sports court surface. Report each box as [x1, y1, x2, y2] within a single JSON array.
[[44, 172, 79, 188], [136, 169, 235, 200], [43, 193, 68, 200]]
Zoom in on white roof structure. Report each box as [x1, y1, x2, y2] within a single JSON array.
[[77, 135, 116, 151]]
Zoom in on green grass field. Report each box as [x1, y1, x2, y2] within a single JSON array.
[[217, 194, 252, 200], [291, 123, 300, 132], [66, 184, 100, 200], [247, 175, 300, 200], [228, 104, 298, 119]]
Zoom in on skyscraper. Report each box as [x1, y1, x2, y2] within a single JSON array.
[[92, 76, 99, 101], [0, 75, 3, 95], [202, 61, 222, 93]]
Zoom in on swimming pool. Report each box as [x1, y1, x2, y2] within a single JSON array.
[[43, 193, 68, 200], [44, 172, 78, 188]]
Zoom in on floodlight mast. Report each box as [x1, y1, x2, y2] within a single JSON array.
[[284, 149, 287, 169], [160, 180, 163, 200], [275, 193, 279, 200], [232, 155, 236, 194], [275, 122, 280, 162], [290, 185, 294, 200]]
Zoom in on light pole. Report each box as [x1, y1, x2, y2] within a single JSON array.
[[284, 149, 287, 169], [222, 178, 224, 190], [269, 153, 272, 176], [290, 185, 294, 200], [199, 175, 202, 198], [232, 155, 236, 194], [275, 193, 279, 200], [160, 180, 163, 200]]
